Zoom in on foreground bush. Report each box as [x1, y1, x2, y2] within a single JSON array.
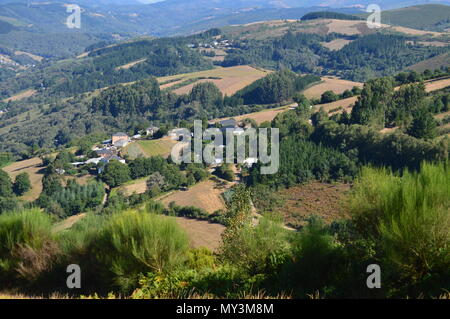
[[61, 210, 190, 293], [0, 209, 57, 287], [350, 162, 450, 297]]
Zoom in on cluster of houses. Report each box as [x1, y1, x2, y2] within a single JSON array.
[[187, 39, 233, 49], [71, 127, 160, 173], [70, 120, 257, 174], [169, 118, 258, 168]]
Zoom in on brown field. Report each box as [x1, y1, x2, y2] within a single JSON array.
[[391, 26, 442, 37], [159, 179, 229, 214], [303, 77, 363, 99], [14, 51, 44, 62], [115, 177, 148, 196], [323, 19, 374, 36], [3, 157, 44, 201], [214, 104, 292, 125], [158, 65, 270, 95], [278, 181, 351, 229], [174, 217, 225, 251], [320, 38, 353, 50], [115, 58, 147, 70], [313, 96, 358, 115], [3, 89, 37, 102], [424, 77, 450, 92]]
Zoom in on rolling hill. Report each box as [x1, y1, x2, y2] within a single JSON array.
[[380, 4, 450, 31]]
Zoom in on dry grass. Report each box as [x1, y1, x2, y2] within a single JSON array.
[[303, 77, 363, 99], [435, 110, 450, 120], [313, 96, 358, 115], [391, 26, 442, 37], [122, 137, 177, 159], [3, 157, 44, 201], [115, 177, 148, 196], [3, 89, 37, 102], [323, 19, 372, 36], [320, 39, 353, 50], [174, 217, 225, 251], [214, 104, 292, 125], [424, 77, 450, 92], [115, 58, 147, 70], [159, 66, 270, 95], [159, 179, 230, 214], [14, 51, 44, 62]]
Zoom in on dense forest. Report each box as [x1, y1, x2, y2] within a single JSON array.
[[301, 11, 363, 21], [223, 32, 450, 81]]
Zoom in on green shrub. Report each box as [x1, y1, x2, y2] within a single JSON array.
[[61, 210, 190, 293], [0, 209, 56, 286], [350, 162, 450, 297], [221, 216, 291, 276]]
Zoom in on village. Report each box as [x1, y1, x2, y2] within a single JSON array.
[[70, 118, 260, 176]]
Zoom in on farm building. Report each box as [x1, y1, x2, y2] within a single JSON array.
[[112, 132, 130, 148]]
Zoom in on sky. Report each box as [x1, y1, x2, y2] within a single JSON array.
[[137, 0, 165, 3]]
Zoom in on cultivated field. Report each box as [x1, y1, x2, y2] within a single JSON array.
[[303, 77, 363, 99], [213, 104, 292, 125], [3, 157, 44, 201], [159, 179, 229, 214], [122, 137, 177, 159], [424, 77, 450, 92], [174, 217, 225, 251], [113, 177, 148, 196], [278, 181, 351, 229], [158, 65, 270, 95]]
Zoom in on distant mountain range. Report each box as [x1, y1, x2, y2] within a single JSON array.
[[0, 1, 449, 58]]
